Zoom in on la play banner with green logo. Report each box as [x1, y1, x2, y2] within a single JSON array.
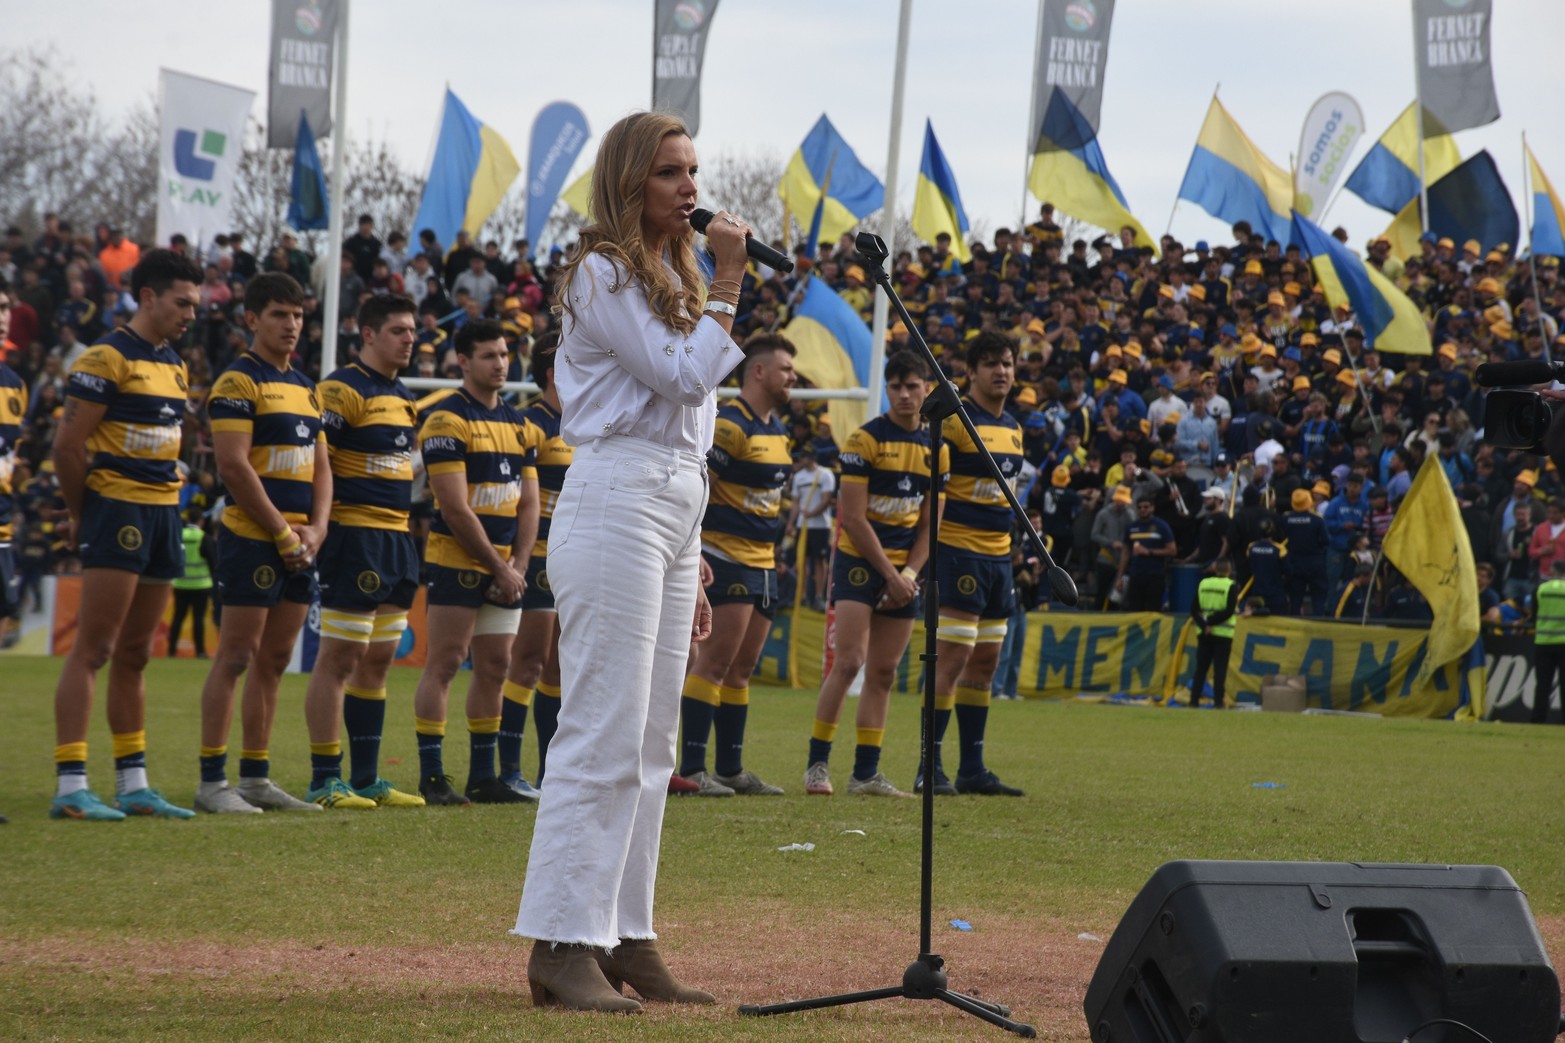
[[156, 69, 255, 251]]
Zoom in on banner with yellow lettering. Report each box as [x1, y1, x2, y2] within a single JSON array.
[[757, 608, 1476, 719]]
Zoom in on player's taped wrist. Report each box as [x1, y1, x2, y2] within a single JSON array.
[[900, 566, 919, 582]]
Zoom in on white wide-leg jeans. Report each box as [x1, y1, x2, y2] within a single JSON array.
[[514, 435, 706, 947]]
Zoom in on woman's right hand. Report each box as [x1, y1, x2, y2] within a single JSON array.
[[703, 209, 752, 272]]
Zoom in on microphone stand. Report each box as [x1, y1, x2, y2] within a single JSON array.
[[739, 233, 1078, 1038]]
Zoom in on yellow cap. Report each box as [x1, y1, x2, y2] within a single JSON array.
[[1291, 489, 1314, 511]]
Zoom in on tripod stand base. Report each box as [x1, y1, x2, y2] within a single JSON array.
[[737, 955, 1036, 1037]]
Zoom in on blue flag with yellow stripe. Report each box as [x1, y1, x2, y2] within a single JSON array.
[[778, 115, 884, 250], [783, 276, 872, 444], [912, 120, 971, 263]]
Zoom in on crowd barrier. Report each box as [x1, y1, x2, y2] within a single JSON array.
[[9, 579, 1553, 724]]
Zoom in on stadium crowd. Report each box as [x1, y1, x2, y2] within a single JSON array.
[[3, 204, 1557, 647]]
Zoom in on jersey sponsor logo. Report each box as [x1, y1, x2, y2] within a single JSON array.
[[868, 493, 921, 517], [265, 444, 315, 476], [469, 480, 521, 511], [117, 525, 143, 551], [295, 421, 311, 439], [322, 410, 345, 429], [70, 372, 107, 393], [253, 565, 278, 589], [211, 396, 251, 413], [957, 574, 979, 596], [365, 451, 411, 475], [423, 436, 458, 453], [839, 452, 865, 468], [848, 566, 870, 587], [357, 570, 381, 594], [743, 487, 783, 513]]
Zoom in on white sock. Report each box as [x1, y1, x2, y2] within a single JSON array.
[[56, 773, 88, 798], [116, 766, 148, 794]]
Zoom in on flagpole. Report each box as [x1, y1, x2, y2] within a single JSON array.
[[1021, 0, 1045, 228], [868, 0, 912, 416], [1167, 82, 1219, 238], [1411, 0, 1429, 234], [321, 0, 350, 377], [1522, 133, 1552, 364]]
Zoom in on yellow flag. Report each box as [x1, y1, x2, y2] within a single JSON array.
[[1381, 457, 1479, 689], [560, 165, 593, 219]]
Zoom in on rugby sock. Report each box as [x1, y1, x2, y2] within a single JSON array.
[[713, 684, 749, 777], [808, 718, 837, 769], [344, 685, 387, 790], [415, 717, 446, 779], [112, 730, 148, 794], [467, 717, 501, 787], [310, 742, 343, 788], [953, 685, 991, 776], [853, 727, 884, 782], [239, 749, 269, 780], [498, 681, 533, 779], [533, 682, 562, 785], [678, 676, 721, 776], [55, 742, 88, 798], [199, 745, 228, 784]]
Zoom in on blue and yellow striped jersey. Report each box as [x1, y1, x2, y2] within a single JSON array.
[[939, 398, 1024, 559], [318, 362, 418, 531], [518, 400, 572, 558], [0, 363, 27, 543], [65, 327, 189, 506], [420, 388, 539, 573], [702, 397, 791, 569], [837, 415, 946, 567], [208, 353, 323, 541]]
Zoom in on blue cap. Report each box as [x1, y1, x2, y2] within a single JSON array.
[[1195, 240, 1210, 252], [1024, 413, 1050, 429], [940, 314, 957, 327], [1283, 347, 1302, 362], [1420, 231, 1438, 244], [1186, 328, 1205, 343], [1220, 323, 1237, 338], [1158, 374, 1174, 390]]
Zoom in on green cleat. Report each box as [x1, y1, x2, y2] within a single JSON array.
[[50, 789, 126, 821], [307, 777, 378, 810], [351, 778, 425, 807]]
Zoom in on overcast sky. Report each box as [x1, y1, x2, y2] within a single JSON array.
[[12, 0, 1565, 251]]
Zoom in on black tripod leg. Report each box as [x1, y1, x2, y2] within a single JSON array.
[[935, 988, 1038, 1037], [944, 989, 1012, 1017], [738, 985, 904, 1017]]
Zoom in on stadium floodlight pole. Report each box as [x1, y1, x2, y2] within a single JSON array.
[[1019, 0, 1045, 228], [866, 0, 912, 424], [741, 232, 1077, 1040], [321, 0, 351, 377]]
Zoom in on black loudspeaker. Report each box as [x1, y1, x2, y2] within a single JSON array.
[[1084, 861, 1560, 1043]]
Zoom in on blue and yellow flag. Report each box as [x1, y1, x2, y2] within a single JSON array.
[[1177, 97, 1294, 246], [1028, 91, 1153, 252], [288, 110, 328, 231], [778, 115, 884, 249], [1292, 211, 1430, 356], [912, 120, 971, 263], [1527, 143, 1565, 258], [1382, 455, 1481, 692], [783, 276, 871, 443], [1343, 102, 1461, 216], [411, 89, 520, 248]]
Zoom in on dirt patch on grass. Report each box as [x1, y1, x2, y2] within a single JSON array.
[[5, 912, 1563, 1042]]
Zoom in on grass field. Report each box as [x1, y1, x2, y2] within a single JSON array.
[[3, 654, 1562, 1041]]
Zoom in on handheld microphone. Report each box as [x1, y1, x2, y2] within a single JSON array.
[[689, 209, 795, 274], [1475, 359, 1565, 387]]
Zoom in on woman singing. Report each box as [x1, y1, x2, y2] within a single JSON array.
[[514, 111, 750, 1011]]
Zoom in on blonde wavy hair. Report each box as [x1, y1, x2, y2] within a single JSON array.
[[554, 111, 705, 335]]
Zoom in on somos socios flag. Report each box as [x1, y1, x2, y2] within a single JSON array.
[[1293, 92, 1364, 219], [157, 69, 255, 251]]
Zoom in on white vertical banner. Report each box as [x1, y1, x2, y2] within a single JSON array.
[[156, 69, 256, 251], [1293, 92, 1365, 219]]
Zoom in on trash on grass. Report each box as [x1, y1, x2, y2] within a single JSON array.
[[949, 919, 973, 931], [1077, 932, 1102, 942], [1251, 781, 1286, 789], [777, 842, 816, 852], [840, 829, 867, 836]]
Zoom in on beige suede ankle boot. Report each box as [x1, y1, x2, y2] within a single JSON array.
[[595, 938, 716, 1004], [527, 942, 643, 1012]]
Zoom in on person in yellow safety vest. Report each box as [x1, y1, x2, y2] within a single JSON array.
[[1188, 557, 1238, 709], [1532, 557, 1565, 724], [167, 506, 214, 658]]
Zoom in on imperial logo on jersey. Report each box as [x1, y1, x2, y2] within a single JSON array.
[[940, 397, 1024, 559], [419, 387, 539, 574], [317, 361, 419, 530], [838, 416, 947, 566], [0, 363, 26, 543], [702, 397, 791, 569], [518, 399, 572, 557], [207, 352, 323, 540], [64, 327, 189, 506]]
